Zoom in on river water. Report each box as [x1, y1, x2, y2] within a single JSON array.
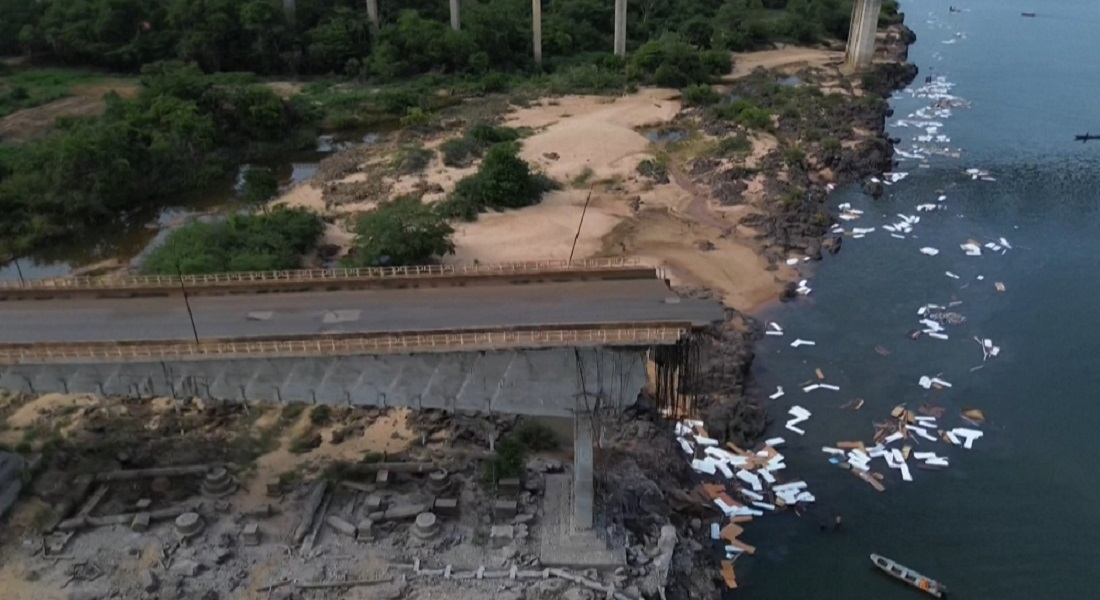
[[734, 1, 1100, 598]]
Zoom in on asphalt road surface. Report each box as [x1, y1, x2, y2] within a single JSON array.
[[0, 279, 723, 344]]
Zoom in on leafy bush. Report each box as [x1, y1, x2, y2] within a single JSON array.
[[142, 207, 325, 275], [440, 124, 522, 167], [783, 146, 806, 167], [682, 84, 720, 107], [446, 142, 556, 216], [391, 145, 435, 174], [347, 195, 455, 267], [240, 166, 279, 205], [628, 34, 731, 88], [712, 99, 773, 130], [513, 421, 559, 451], [716, 135, 753, 155]]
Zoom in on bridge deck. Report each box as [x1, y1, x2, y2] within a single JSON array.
[[0, 279, 721, 345]]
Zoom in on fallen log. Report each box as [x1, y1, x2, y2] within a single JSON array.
[[94, 465, 213, 482]]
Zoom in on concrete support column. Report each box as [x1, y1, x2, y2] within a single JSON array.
[[532, 0, 543, 67], [283, 0, 296, 26], [844, 0, 882, 72], [573, 412, 594, 531], [366, 0, 379, 34], [613, 0, 627, 57], [450, 0, 461, 31]]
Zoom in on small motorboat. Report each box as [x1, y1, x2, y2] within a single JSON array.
[[870, 554, 948, 598], [1021, 12, 1037, 17], [1076, 133, 1099, 143]]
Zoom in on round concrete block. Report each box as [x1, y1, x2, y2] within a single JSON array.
[[174, 512, 204, 539]]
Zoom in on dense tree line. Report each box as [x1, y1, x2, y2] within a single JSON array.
[[0, 63, 316, 253], [1, 0, 903, 77]]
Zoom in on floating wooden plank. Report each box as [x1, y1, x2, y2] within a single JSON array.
[[815, 368, 825, 380], [720, 522, 744, 543], [726, 539, 756, 555], [721, 561, 738, 589]]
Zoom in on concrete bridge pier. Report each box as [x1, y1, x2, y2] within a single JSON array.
[[450, 0, 461, 31], [366, 0, 379, 34], [613, 0, 627, 56], [844, 0, 882, 72], [283, 0, 296, 26], [532, 0, 543, 67], [573, 412, 594, 531]]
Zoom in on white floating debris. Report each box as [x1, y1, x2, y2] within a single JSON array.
[[899, 461, 913, 482], [852, 227, 876, 235], [821, 447, 844, 455], [790, 339, 816, 348], [937, 195, 947, 201], [694, 435, 719, 447], [945, 271, 960, 279], [802, 384, 821, 393], [928, 332, 949, 340], [916, 204, 937, 212], [752, 501, 776, 511], [891, 234, 906, 239], [764, 437, 786, 448], [736, 470, 763, 491], [961, 243, 982, 256], [949, 427, 984, 449], [768, 322, 783, 333], [692, 458, 717, 475], [769, 386, 786, 400], [920, 247, 940, 256], [786, 258, 799, 266], [765, 330, 783, 336], [999, 237, 1012, 249], [818, 384, 840, 391], [678, 438, 694, 455]]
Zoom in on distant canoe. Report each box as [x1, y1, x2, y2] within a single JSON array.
[[1021, 12, 1037, 17], [870, 554, 948, 598]]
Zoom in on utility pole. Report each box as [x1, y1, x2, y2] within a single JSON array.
[[175, 261, 200, 344], [613, 0, 627, 57]]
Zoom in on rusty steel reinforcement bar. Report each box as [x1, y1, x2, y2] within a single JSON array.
[[0, 325, 690, 364], [0, 258, 650, 297]]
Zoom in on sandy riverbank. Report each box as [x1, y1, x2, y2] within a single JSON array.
[[270, 47, 882, 312]]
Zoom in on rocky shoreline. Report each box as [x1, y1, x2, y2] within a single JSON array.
[[635, 20, 919, 600]]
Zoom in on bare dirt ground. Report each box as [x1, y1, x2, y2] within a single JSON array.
[[725, 47, 845, 81], [0, 79, 140, 144]]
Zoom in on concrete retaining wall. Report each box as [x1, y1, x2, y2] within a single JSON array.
[[0, 347, 648, 417]]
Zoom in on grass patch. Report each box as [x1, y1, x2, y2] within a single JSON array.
[[571, 167, 595, 188], [309, 405, 332, 427], [391, 144, 434, 175], [716, 134, 753, 156], [0, 68, 131, 119]]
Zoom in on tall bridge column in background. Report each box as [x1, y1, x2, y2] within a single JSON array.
[[613, 0, 627, 56], [573, 411, 595, 531], [450, 0, 461, 31], [844, 0, 882, 72], [366, 0, 379, 34], [283, 0, 296, 26], [533, 0, 543, 67]]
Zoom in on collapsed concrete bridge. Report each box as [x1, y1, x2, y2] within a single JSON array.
[[0, 259, 722, 543]]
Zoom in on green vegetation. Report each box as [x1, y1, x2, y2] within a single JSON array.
[[682, 84, 721, 108], [716, 134, 754, 155], [347, 195, 456, 267], [571, 167, 595, 188], [0, 0, 908, 262], [783, 145, 807, 167], [441, 123, 523, 167], [240, 166, 279, 206], [142, 207, 325, 274], [1, 1, 902, 76], [486, 420, 559, 484], [0, 63, 317, 254], [310, 404, 333, 426], [0, 68, 129, 118], [391, 144, 435, 175], [440, 142, 557, 221], [712, 99, 774, 130]]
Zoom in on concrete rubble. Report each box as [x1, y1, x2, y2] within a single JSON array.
[[0, 406, 685, 600]]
